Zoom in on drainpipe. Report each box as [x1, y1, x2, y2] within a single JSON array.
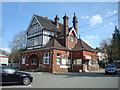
[[49, 48, 52, 73], [38, 53, 41, 71], [71, 50, 73, 72]]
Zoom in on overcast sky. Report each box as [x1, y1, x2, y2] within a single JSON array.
[[1, 2, 119, 52]]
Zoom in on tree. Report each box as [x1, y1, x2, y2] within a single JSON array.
[[9, 49, 20, 63], [9, 30, 26, 63], [99, 26, 120, 64], [110, 26, 120, 60], [9, 30, 26, 50]]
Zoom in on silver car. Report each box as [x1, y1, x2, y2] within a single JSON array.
[[105, 64, 117, 74]]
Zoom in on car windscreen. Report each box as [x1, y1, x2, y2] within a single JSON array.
[[106, 65, 115, 68], [2, 66, 16, 74]]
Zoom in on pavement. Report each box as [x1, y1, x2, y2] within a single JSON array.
[[87, 69, 105, 73]]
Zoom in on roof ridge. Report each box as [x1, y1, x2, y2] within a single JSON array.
[[34, 14, 68, 28], [34, 14, 51, 21]]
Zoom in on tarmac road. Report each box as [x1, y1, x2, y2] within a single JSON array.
[[1, 69, 119, 88]]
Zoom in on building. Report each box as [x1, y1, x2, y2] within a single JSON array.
[[20, 13, 98, 73], [0, 54, 9, 66], [97, 52, 106, 62], [97, 52, 107, 68]]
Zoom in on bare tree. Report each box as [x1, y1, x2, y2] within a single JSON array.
[[9, 30, 26, 64], [9, 30, 26, 50]]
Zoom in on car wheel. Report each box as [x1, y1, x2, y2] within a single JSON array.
[[105, 71, 108, 74], [115, 71, 118, 74], [22, 77, 30, 85]]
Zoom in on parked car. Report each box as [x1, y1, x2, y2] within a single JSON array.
[[0, 65, 33, 85], [105, 64, 118, 74]]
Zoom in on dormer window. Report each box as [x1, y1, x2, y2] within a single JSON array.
[[70, 36, 74, 42]]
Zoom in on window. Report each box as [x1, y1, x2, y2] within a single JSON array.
[[70, 36, 74, 42], [66, 59, 71, 64], [61, 59, 71, 65], [62, 55, 69, 57], [22, 56, 25, 64], [39, 36, 42, 44], [73, 59, 82, 65], [34, 37, 39, 46], [31, 59, 37, 65], [43, 53, 50, 64], [56, 53, 61, 65], [91, 60, 96, 65]]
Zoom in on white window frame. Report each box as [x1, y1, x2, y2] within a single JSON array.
[[31, 58, 37, 65], [22, 56, 26, 64], [73, 59, 82, 65], [43, 53, 50, 64], [56, 53, 61, 65], [70, 36, 74, 42]]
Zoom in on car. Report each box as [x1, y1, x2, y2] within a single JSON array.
[[0, 65, 33, 85], [105, 64, 118, 74]]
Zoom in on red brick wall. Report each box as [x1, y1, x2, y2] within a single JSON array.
[[72, 50, 83, 72], [73, 65, 83, 72], [51, 49, 71, 73], [20, 49, 98, 72], [83, 51, 97, 60], [72, 50, 98, 72], [68, 32, 77, 49], [20, 49, 51, 71], [83, 50, 98, 71]]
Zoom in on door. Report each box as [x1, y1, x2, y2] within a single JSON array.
[[84, 60, 89, 72]]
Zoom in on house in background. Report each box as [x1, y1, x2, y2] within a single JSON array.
[[20, 13, 98, 73], [0, 54, 9, 66], [97, 52, 107, 68]]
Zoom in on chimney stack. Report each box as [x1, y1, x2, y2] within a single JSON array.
[[63, 14, 69, 35], [73, 13, 78, 34], [63, 14, 69, 47], [54, 15, 59, 28]]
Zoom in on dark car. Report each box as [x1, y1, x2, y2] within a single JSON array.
[[105, 64, 118, 74], [0, 65, 33, 85]]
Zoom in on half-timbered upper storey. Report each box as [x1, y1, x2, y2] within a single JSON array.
[[26, 14, 60, 50]]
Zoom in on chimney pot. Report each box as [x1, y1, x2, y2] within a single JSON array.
[[54, 15, 59, 28]]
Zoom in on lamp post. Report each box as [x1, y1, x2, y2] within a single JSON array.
[[11, 56, 14, 68], [104, 49, 107, 67]]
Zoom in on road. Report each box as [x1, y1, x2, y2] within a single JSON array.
[[1, 70, 119, 88]]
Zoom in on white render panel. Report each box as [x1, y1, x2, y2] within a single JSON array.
[[0, 57, 8, 65], [60, 65, 71, 68], [43, 35, 50, 45]]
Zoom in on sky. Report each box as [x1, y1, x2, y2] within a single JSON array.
[[1, 1, 119, 53]]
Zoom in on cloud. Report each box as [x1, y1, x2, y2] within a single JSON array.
[[106, 10, 117, 17], [89, 15, 103, 26], [81, 15, 89, 20], [107, 10, 117, 15], [0, 47, 11, 53], [109, 22, 114, 25], [86, 35, 98, 39]]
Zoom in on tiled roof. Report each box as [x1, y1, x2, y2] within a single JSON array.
[[34, 14, 63, 33], [42, 37, 68, 50], [72, 39, 97, 52]]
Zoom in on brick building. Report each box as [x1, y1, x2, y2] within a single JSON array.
[[20, 13, 98, 73]]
